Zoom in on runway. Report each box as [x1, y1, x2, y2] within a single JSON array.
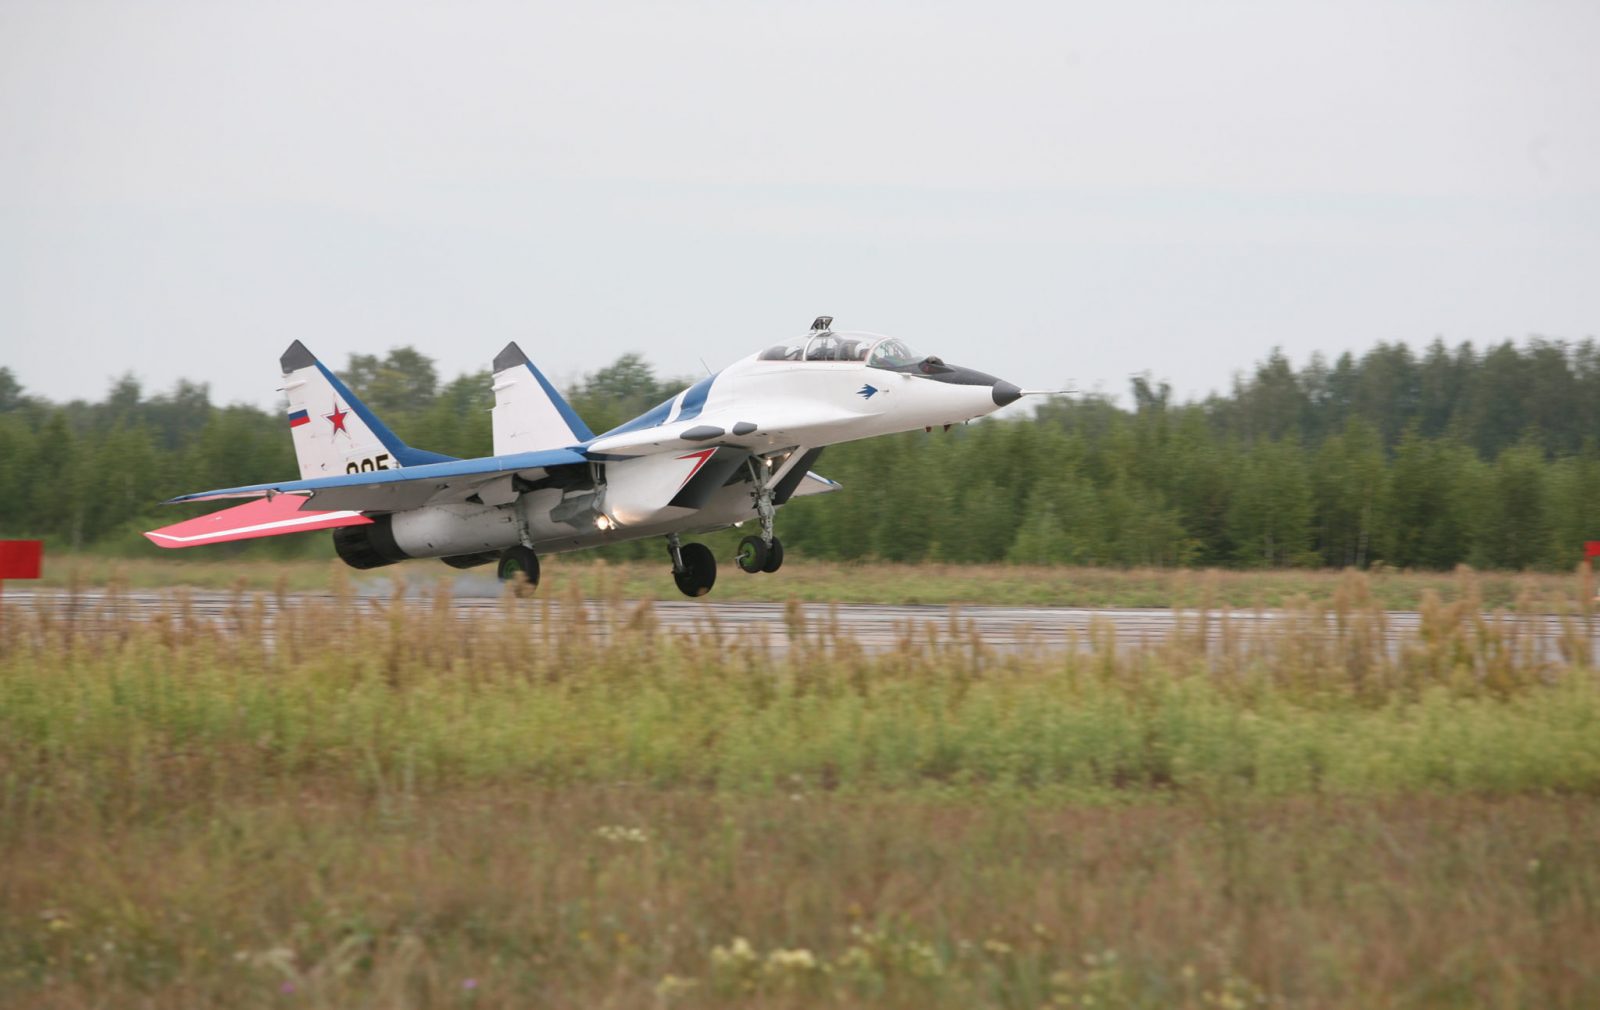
[[5, 586, 1595, 658]]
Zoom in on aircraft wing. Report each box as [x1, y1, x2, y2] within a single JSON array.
[[161, 447, 590, 514]]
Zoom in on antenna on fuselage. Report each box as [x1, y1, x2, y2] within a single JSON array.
[[810, 315, 833, 332]]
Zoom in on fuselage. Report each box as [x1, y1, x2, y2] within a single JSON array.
[[330, 328, 1024, 567]]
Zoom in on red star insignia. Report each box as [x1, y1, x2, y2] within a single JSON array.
[[325, 402, 350, 435]]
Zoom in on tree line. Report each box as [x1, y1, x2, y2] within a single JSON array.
[[1, 336, 1597, 570]]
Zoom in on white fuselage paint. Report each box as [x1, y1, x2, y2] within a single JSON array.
[[699, 355, 998, 449]]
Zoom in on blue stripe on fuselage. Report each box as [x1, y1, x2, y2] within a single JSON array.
[[522, 362, 596, 442], [597, 397, 675, 438], [676, 372, 717, 423], [591, 371, 718, 440]]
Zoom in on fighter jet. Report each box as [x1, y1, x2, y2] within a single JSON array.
[[146, 317, 1043, 596]]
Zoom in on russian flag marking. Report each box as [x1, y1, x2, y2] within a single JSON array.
[[287, 409, 310, 428]]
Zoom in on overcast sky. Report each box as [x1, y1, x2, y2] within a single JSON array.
[[3, 0, 1597, 412]]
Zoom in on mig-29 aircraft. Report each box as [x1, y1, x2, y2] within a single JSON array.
[[147, 317, 1044, 596]]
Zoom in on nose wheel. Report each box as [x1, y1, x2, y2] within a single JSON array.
[[737, 535, 784, 574]]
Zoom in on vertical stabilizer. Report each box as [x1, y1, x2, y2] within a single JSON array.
[[491, 342, 595, 454], [279, 341, 454, 480]]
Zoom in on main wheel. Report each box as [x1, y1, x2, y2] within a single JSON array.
[[497, 545, 540, 595], [673, 542, 717, 597], [761, 536, 784, 574], [736, 535, 769, 574]]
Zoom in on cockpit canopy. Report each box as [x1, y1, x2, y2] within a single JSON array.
[[758, 331, 924, 369]]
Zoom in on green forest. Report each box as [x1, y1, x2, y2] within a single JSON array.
[[3, 337, 1599, 571]]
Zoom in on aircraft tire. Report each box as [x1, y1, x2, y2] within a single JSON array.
[[761, 537, 784, 573], [497, 546, 540, 596], [673, 542, 717, 597], [736, 535, 769, 574]]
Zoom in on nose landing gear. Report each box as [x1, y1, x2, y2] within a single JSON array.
[[737, 455, 784, 574]]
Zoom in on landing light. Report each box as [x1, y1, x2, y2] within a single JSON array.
[[595, 515, 615, 531]]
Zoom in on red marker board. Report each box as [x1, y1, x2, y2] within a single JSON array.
[[0, 540, 42, 580]]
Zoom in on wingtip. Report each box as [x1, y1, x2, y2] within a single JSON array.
[[280, 340, 318, 373], [493, 341, 530, 372]]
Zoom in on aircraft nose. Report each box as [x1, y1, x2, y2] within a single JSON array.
[[992, 380, 1022, 407]]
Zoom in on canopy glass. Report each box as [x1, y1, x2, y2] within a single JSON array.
[[757, 332, 921, 368]]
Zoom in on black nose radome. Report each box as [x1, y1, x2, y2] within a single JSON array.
[[992, 381, 1022, 407]]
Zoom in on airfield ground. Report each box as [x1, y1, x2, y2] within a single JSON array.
[[2, 569, 1598, 1007], [24, 552, 1595, 611]]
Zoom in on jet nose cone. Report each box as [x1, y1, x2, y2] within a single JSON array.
[[992, 380, 1023, 407]]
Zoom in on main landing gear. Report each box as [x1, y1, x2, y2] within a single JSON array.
[[668, 533, 716, 597], [497, 545, 540, 596]]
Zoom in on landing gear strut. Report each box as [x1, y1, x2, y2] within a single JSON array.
[[737, 457, 784, 574], [669, 533, 716, 597], [497, 545, 540, 596]]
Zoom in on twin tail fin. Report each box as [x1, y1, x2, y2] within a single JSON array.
[[490, 341, 595, 454], [279, 341, 455, 480]]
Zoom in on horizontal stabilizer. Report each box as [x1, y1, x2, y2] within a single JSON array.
[[145, 495, 371, 549]]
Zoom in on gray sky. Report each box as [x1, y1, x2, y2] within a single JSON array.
[[3, 0, 1597, 412]]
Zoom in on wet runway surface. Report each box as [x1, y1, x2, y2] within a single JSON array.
[[5, 586, 1596, 658]]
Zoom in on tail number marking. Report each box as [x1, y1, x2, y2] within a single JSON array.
[[345, 454, 393, 474]]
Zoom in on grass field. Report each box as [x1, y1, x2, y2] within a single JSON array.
[[3, 575, 1599, 1007], [27, 550, 1596, 611]]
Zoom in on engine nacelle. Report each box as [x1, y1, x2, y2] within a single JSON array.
[[332, 505, 524, 569]]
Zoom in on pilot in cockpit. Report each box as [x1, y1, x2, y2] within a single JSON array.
[[758, 331, 904, 365], [805, 334, 840, 360]]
